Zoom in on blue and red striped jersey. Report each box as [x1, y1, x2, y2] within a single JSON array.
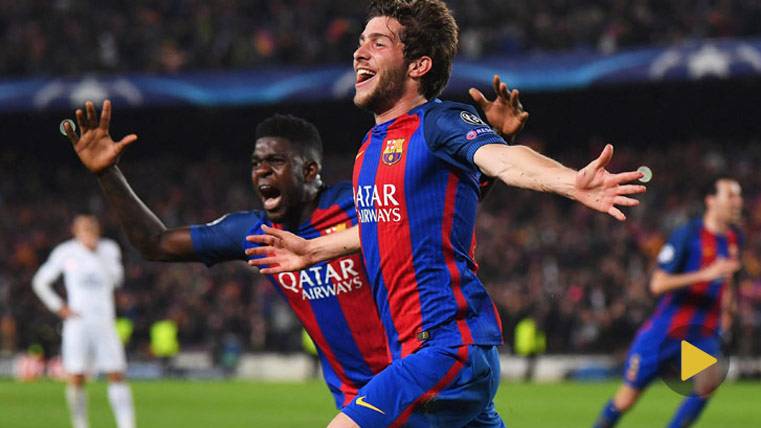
[[352, 99, 505, 359], [641, 218, 743, 339], [191, 182, 389, 408]]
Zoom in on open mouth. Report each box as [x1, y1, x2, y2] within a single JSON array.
[[258, 185, 283, 211], [355, 68, 377, 86]]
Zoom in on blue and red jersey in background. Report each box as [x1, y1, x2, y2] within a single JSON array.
[[190, 182, 389, 408], [352, 99, 505, 359], [641, 218, 742, 340]]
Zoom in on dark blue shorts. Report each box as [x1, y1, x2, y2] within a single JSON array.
[[341, 344, 505, 427], [623, 333, 719, 390]]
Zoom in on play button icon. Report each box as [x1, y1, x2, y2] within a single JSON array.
[[658, 323, 729, 396], [680, 340, 718, 381]]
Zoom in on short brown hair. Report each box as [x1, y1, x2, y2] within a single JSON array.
[[368, 0, 459, 100]]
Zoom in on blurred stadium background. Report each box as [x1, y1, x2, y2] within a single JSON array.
[[2, 1, 761, 427]]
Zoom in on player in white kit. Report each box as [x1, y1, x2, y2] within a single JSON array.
[[32, 215, 136, 428]]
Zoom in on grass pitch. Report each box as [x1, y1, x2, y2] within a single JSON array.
[[1, 379, 758, 427]]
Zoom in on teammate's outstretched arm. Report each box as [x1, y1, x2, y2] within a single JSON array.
[[469, 74, 529, 142], [474, 143, 646, 221], [62, 100, 198, 262], [246, 224, 360, 274]]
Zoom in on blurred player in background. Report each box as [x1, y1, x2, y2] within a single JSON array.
[[593, 176, 744, 428], [32, 215, 135, 428], [247, 1, 645, 426], [59, 74, 525, 412]]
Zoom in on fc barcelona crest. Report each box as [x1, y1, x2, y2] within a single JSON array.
[[382, 138, 405, 166]]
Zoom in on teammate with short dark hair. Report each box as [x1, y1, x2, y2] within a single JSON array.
[[593, 176, 744, 428], [248, 1, 645, 426], [61, 73, 527, 412], [62, 104, 387, 408]]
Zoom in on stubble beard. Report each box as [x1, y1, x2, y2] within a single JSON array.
[[354, 63, 407, 116]]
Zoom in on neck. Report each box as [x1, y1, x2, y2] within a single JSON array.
[[703, 212, 728, 234], [282, 186, 323, 230], [79, 240, 97, 251], [374, 93, 428, 124]]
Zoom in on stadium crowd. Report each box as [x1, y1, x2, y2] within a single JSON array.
[[1, 136, 760, 361], [2, 0, 761, 76]]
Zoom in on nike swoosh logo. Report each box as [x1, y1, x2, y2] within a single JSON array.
[[355, 150, 366, 159], [356, 396, 385, 415]]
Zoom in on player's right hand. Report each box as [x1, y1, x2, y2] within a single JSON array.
[[57, 306, 79, 320], [245, 225, 313, 274], [702, 258, 741, 281], [62, 100, 138, 175]]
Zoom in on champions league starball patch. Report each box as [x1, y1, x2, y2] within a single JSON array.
[[460, 111, 487, 126], [382, 138, 405, 166]]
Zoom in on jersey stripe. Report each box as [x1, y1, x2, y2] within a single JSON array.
[[374, 114, 425, 357], [328, 253, 390, 375], [442, 171, 473, 343], [311, 205, 390, 376], [693, 228, 717, 296], [491, 302, 504, 335], [270, 221, 363, 404], [704, 229, 737, 332], [469, 230, 480, 273], [354, 132, 402, 360]]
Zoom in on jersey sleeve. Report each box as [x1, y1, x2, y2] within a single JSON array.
[[657, 225, 691, 273], [424, 102, 508, 173], [190, 211, 264, 266], [332, 181, 359, 226], [242, 219, 269, 262]]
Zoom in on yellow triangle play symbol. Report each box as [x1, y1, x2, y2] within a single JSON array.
[[681, 340, 717, 381]]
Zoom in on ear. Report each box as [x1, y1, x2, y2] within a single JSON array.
[[303, 160, 321, 183], [408, 56, 432, 78]]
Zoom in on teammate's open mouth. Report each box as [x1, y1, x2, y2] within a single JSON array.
[[356, 68, 377, 86], [258, 185, 283, 211]]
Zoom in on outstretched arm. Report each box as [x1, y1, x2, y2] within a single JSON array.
[[469, 74, 529, 142], [246, 224, 360, 274], [474, 143, 646, 221], [650, 259, 741, 296], [63, 100, 197, 262]]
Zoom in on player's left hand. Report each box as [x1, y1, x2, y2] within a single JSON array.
[[574, 144, 646, 221], [469, 74, 529, 140], [57, 305, 79, 320]]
